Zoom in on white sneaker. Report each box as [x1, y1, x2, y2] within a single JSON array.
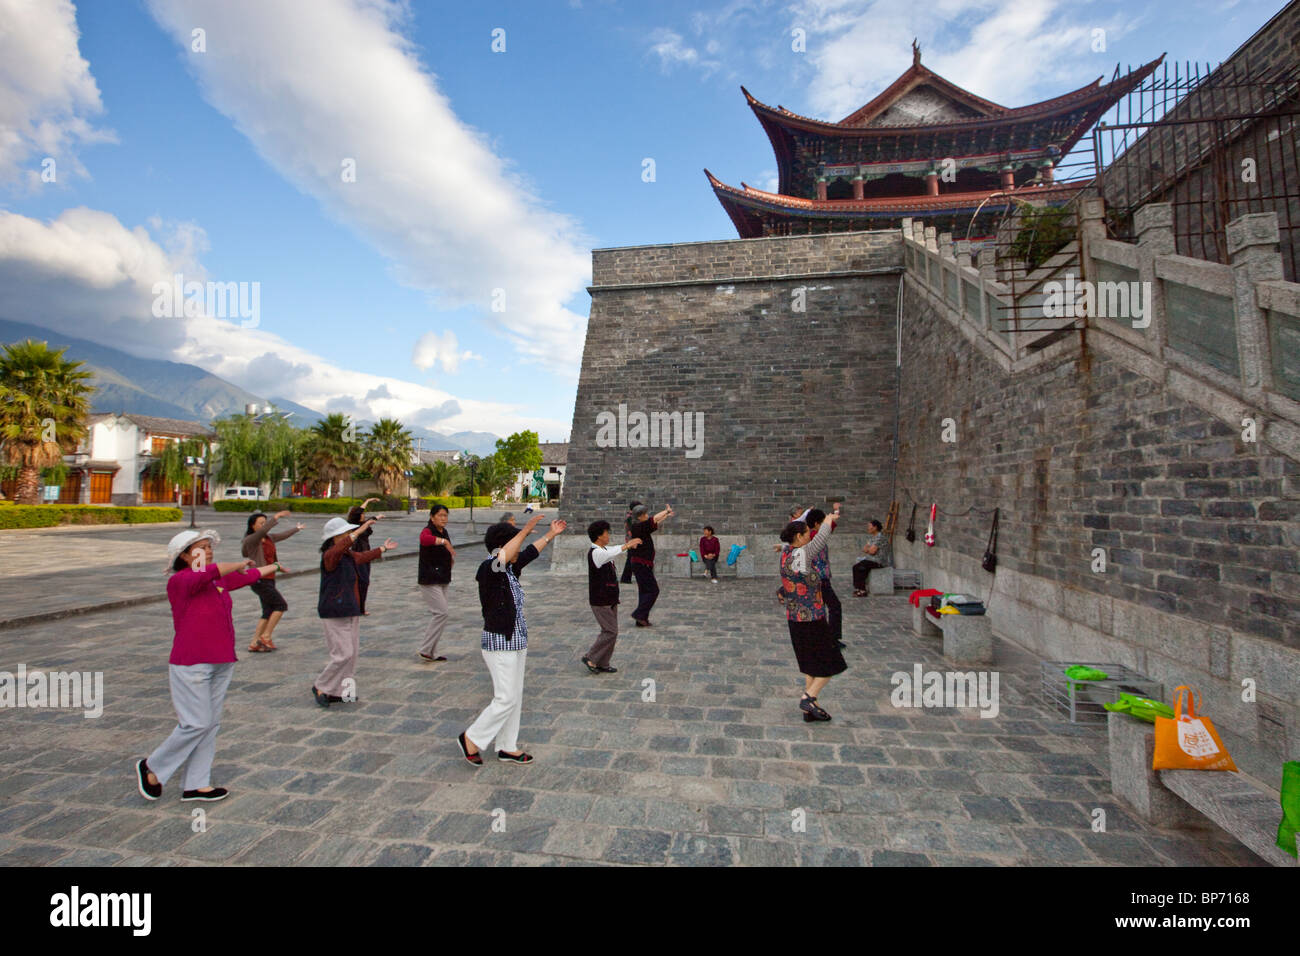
[[711, 578, 718, 584]]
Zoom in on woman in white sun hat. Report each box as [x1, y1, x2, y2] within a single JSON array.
[[136, 529, 277, 803], [313, 515, 397, 708]]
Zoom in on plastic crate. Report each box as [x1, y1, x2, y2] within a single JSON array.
[[1040, 662, 1163, 724]]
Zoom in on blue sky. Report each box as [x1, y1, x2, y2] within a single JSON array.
[[0, 0, 1284, 440]]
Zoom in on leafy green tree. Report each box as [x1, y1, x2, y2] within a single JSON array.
[[361, 418, 413, 496], [455, 452, 512, 500], [494, 430, 542, 473], [150, 437, 210, 496], [211, 414, 299, 492], [0, 339, 94, 504], [411, 459, 462, 497]]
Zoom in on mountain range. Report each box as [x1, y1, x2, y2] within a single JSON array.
[[0, 318, 501, 455]]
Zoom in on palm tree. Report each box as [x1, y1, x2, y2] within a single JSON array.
[[361, 418, 413, 496], [299, 413, 360, 497], [456, 452, 510, 500], [0, 340, 94, 504], [411, 459, 462, 498]]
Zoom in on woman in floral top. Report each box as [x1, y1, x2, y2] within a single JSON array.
[[778, 506, 845, 722]]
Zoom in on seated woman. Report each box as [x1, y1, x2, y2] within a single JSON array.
[[853, 519, 891, 596]]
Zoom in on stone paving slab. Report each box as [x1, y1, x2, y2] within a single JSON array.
[[0, 551, 1265, 867]]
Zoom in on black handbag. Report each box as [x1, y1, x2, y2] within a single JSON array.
[[982, 509, 999, 573], [904, 504, 917, 543]]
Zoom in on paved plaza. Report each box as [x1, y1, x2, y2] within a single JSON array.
[[0, 520, 1262, 867]]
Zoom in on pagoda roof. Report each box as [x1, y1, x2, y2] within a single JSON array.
[[742, 54, 1161, 196], [744, 54, 1163, 137], [705, 169, 1082, 238]]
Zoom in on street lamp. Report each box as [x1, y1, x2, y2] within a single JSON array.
[[462, 452, 480, 524], [186, 455, 205, 529]]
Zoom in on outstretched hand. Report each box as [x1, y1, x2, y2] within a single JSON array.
[[549, 519, 568, 536], [524, 513, 545, 533], [275, 510, 292, 519]]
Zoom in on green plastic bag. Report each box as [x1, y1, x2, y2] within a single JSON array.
[[688, 549, 699, 562], [1103, 693, 1175, 723], [1279, 760, 1300, 858], [1064, 665, 1109, 682]]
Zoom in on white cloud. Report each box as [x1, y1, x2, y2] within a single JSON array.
[[0, 0, 115, 189], [141, 0, 590, 375], [787, 0, 1138, 118], [646, 28, 721, 75], [0, 207, 570, 439], [412, 329, 479, 375]]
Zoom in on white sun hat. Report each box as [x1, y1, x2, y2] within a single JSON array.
[[166, 529, 221, 570], [321, 516, 359, 541]]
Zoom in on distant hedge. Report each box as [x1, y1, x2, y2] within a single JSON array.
[[211, 495, 492, 514], [0, 505, 183, 529]]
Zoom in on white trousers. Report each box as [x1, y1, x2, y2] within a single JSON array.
[[147, 662, 234, 791], [465, 649, 527, 754]]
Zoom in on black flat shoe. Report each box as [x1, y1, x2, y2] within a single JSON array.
[[136, 759, 161, 801], [181, 787, 229, 801], [327, 694, 357, 703], [581, 656, 601, 674], [497, 750, 534, 763], [597, 665, 618, 673], [634, 619, 652, 627], [799, 695, 832, 721], [456, 732, 483, 766], [312, 686, 330, 708]]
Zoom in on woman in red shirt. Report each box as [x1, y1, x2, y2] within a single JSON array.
[[137, 530, 277, 803]]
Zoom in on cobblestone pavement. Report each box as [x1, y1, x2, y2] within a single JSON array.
[[0, 552, 1262, 867], [0, 507, 540, 625]]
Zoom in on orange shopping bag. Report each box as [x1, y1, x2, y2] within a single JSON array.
[[1152, 685, 1237, 772]]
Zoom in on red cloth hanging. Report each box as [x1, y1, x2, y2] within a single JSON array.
[[909, 588, 943, 608]]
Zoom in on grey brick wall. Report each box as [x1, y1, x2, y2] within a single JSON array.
[[894, 275, 1300, 771], [895, 277, 1300, 649], [562, 231, 903, 534]]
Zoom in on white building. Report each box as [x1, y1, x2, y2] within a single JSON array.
[[509, 442, 567, 502]]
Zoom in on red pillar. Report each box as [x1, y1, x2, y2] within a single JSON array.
[[925, 171, 939, 196], [816, 180, 827, 201], [1000, 166, 1015, 190], [852, 178, 864, 200]]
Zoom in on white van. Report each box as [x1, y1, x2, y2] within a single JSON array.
[[223, 486, 262, 500]]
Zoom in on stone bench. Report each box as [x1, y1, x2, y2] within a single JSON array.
[[670, 549, 755, 579], [1107, 713, 1297, 867], [868, 567, 894, 594], [912, 603, 993, 665]]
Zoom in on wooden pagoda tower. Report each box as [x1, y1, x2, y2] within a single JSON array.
[[707, 43, 1163, 239]]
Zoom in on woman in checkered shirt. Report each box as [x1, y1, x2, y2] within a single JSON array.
[[456, 513, 567, 766]]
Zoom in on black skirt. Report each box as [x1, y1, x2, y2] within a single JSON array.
[[787, 619, 847, 678]]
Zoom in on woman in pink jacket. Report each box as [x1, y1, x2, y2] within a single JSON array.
[[136, 529, 276, 803]]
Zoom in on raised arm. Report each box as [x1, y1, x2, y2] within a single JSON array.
[[654, 504, 674, 523], [271, 522, 304, 542], [498, 514, 544, 565], [529, 519, 567, 556]]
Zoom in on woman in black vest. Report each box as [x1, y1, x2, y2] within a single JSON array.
[[313, 515, 396, 708], [417, 503, 454, 662], [346, 499, 382, 615], [581, 520, 642, 674], [456, 514, 566, 765]]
